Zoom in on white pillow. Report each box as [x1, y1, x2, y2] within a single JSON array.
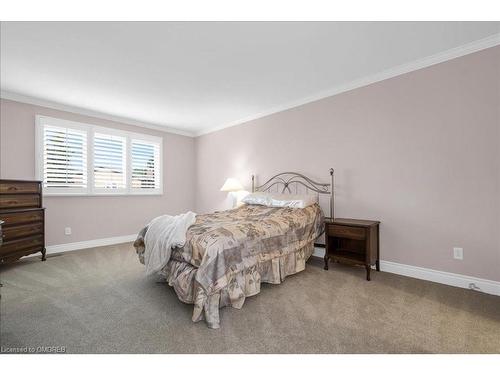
[[241, 192, 271, 206], [242, 192, 318, 208], [268, 193, 318, 208]]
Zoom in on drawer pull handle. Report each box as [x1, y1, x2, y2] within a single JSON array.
[[8, 186, 17, 191]]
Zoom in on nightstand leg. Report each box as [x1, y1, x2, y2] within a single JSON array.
[[41, 248, 46, 261], [376, 260, 380, 272], [324, 255, 329, 270], [365, 265, 371, 281]]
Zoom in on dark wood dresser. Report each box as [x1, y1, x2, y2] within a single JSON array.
[[324, 218, 380, 281], [0, 179, 46, 263]]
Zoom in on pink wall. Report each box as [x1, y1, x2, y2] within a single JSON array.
[[0, 99, 196, 245], [195, 46, 500, 281]]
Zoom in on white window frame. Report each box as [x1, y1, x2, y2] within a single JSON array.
[[35, 115, 163, 196]]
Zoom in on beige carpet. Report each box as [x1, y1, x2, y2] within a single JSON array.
[[0, 243, 499, 354]]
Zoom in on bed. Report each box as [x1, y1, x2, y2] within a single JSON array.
[[134, 170, 334, 328]]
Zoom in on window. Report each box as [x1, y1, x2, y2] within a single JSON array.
[[93, 132, 127, 191], [131, 140, 160, 190], [36, 116, 162, 195], [42, 125, 88, 193]]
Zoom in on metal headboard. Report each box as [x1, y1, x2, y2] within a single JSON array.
[[251, 168, 334, 218]]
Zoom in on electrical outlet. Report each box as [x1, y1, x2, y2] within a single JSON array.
[[453, 247, 463, 260], [64, 227, 72, 235]]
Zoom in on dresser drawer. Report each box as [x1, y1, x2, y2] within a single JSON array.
[[0, 194, 40, 209], [0, 181, 40, 195], [327, 224, 366, 240], [0, 235, 44, 257], [0, 210, 44, 226], [2, 222, 43, 242]]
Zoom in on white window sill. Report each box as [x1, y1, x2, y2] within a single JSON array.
[[43, 192, 163, 197]]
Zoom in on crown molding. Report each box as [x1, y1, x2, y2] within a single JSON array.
[[195, 32, 500, 137], [0, 90, 195, 137]]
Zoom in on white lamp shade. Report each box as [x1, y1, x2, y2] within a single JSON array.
[[220, 178, 244, 192]]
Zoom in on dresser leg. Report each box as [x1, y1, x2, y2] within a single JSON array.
[[376, 260, 380, 272], [365, 265, 371, 281], [324, 255, 329, 270], [41, 248, 46, 261]]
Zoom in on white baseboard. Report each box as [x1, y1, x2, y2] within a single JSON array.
[[379, 260, 500, 296], [26, 234, 137, 258], [313, 247, 500, 296]]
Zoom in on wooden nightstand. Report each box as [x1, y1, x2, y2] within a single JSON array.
[[324, 218, 380, 281]]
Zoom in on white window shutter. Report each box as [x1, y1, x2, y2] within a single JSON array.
[[131, 139, 160, 190], [42, 125, 87, 190], [93, 133, 127, 190]]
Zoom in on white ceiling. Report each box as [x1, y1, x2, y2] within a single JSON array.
[[1, 22, 499, 136]]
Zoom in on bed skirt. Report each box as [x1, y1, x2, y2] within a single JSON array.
[[158, 242, 315, 328]]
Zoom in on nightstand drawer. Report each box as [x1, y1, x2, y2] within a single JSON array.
[[327, 225, 366, 240]]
